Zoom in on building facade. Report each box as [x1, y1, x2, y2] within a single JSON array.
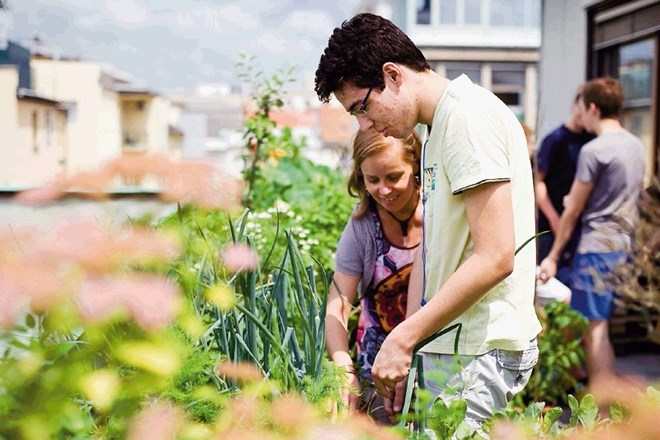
[[361, 0, 541, 127], [0, 65, 70, 188], [539, 0, 658, 183]]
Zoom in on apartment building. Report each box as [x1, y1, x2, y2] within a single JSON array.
[[0, 38, 183, 189], [360, 0, 541, 128], [0, 65, 70, 187], [539, 0, 658, 183]]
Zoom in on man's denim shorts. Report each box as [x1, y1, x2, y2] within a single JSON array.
[[570, 251, 627, 320]]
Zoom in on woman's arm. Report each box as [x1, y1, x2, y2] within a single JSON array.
[[325, 271, 361, 411]]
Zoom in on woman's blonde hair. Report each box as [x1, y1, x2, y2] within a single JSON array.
[[348, 129, 422, 219]]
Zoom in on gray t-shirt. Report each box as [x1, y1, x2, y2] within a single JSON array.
[[334, 205, 378, 297], [575, 130, 645, 253]]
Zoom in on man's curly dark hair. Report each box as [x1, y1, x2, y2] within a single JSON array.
[[314, 13, 430, 103]]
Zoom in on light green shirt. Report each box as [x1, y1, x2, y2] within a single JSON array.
[[421, 75, 541, 355]]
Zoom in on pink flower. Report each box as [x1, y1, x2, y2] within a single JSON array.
[[127, 402, 183, 440], [220, 244, 259, 272], [14, 154, 243, 211], [77, 274, 181, 331]]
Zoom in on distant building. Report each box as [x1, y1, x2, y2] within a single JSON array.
[[173, 83, 355, 176], [359, 0, 541, 128], [172, 83, 246, 176], [538, 0, 658, 184], [0, 64, 71, 188], [31, 55, 182, 188]]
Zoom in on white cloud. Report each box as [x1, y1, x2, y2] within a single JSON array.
[[76, 13, 102, 28], [219, 4, 258, 30], [105, 0, 147, 25], [284, 10, 334, 36], [253, 31, 288, 55]]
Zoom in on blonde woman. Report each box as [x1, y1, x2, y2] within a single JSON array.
[[326, 129, 422, 424]]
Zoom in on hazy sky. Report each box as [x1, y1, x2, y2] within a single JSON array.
[[4, 0, 362, 94]]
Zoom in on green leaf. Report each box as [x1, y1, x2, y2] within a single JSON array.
[[25, 314, 36, 329], [577, 394, 599, 429], [609, 402, 625, 423], [428, 398, 468, 440], [541, 406, 563, 433], [567, 394, 580, 426]]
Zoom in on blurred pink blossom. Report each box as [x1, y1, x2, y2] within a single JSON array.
[[0, 277, 28, 329], [0, 220, 182, 330], [220, 244, 259, 272], [77, 274, 181, 331], [14, 154, 242, 210], [127, 402, 183, 440]]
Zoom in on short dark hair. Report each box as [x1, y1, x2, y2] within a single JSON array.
[[581, 77, 623, 119], [314, 13, 431, 103]]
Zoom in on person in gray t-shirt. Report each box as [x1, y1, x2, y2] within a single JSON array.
[[539, 77, 645, 391]]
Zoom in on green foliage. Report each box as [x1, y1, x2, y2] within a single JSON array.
[[162, 340, 222, 424], [237, 53, 296, 209], [515, 301, 588, 406], [0, 311, 193, 439], [235, 55, 354, 271], [302, 359, 346, 407], [169, 209, 330, 393], [428, 398, 472, 440]]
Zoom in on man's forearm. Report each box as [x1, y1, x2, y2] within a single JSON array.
[[393, 250, 511, 351]]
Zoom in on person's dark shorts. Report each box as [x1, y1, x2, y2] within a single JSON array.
[[569, 252, 627, 320]]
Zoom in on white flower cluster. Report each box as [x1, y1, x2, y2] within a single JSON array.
[[243, 202, 315, 252]]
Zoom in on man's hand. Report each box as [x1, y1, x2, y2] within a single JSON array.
[[538, 256, 557, 284], [371, 330, 413, 398]]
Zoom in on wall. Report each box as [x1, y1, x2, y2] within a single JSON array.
[[14, 100, 67, 186], [0, 195, 177, 231], [0, 66, 18, 186], [31, 59, 105, 173], [536, 0, 591, 140]]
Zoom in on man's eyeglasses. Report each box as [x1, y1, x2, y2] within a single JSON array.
[[349, 80, 377, 117]]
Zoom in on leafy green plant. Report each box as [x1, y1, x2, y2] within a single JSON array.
[[514, 301, 588, 406], [235, 55, 354, 271]]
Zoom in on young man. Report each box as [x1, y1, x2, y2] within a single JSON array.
[[535, 89, 595, 285], [538, 77, 645, 387], [315, 13, 541, 430]]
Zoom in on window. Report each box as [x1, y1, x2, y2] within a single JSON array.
[[32, 110, 38, 153], [45, 110, 53, 146], [417, 0, 431, 25], [464, 0, 482, 25], [440, 0, 458, 25], [490, 0, 524, 27], [491, 63, 525, 87], [491, 63, 526, 115], [618, 38, 655, 183], [619, 39, 653, 105], [445, 62, 482, 85]]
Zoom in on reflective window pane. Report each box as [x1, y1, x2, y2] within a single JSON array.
[[445, 62, 482, 85], [619, 39, 654, 103], [491, 63, 525, 86], [440, 0, 457, 25], [417, 0, 431, 25], [465, 0, 482, 25], [490, 0, 524, 27]]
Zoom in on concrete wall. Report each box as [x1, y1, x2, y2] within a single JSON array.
[[98, 87, 122, 164], [14, 100, 67, 186], [0, 196, 177, 231], [536, 0, 591, 141], [31, 59, 106, 173], [0, 67, 18, 186]]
